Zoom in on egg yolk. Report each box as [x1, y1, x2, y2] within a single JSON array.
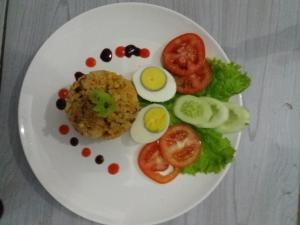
[[141, 67, 167, 91], [143, 107, 167, 133]]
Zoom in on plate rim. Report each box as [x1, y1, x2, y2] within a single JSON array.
[[17, 2, 242, 225]]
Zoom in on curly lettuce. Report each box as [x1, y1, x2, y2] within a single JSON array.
[[196, 58, 251, 101], [181, 128, 235, 174]]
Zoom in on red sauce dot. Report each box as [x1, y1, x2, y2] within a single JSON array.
[[85, 57, 96, 67], [81, 147, 91, 157], [59, 124, 69, 135], [140, 48, 150, 58], [58, 88, 69, 99], [108, 163, 119, 175], [115, 46, 125, 57]]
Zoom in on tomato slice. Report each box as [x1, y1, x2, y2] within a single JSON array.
[[159, 125, 201, 168], [138, 142, 169, 171], [162, 33, 205, 76], [175, 61, 212, 94], [138, 141, 180, 184]]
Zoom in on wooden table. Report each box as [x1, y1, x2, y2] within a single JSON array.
[[0, 1, 299, 225]]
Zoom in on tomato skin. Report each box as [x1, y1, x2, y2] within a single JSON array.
[[140, 166, 180, 184], [175, 62, 212, 94], [139, 142, 169, 171], [159, 125, 201, 168], [162, 33, 205, 76], [138, 141, 179, 184]]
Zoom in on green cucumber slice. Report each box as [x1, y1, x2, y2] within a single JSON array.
[[196, 97, 229, 128], [216, 103, 249, 133], [174, 95, 212, 125]]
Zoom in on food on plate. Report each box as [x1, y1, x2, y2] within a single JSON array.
[[175, 61, 212, 94], [107, 163, 120, 175], [59, 124, 69, 135], [182, 128, 235, 174], [195, 97, 229, 128], [174, 96, 229, 128], [216, 103, 249, 133], [65, 70, 139, 139], [55, 31, 251, 183], [58, 88, 69, 99], [162, 33, 205, 76], [197, 58, 251, 101], [56, 98, 66, 110], [74, 71, 85, 81], [140, 67, 167, 91], [132, 66, 176, 102], [159, 125, 201, 168], [174, 95, 249, 131], [173, 95, 213, 125], [130, 104, 170, 144], [85, 57, 96, 67], [162, 33, 211, 94], [70, 137, 79, 146], [95, 154, 105, 164], [100, 48, 113, 62], [136, 32, 252, 183], [91, 89, 116, 118], [138, 141, 180, 184], [115, 45, 150, 58]]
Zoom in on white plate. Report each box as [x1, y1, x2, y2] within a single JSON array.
[[18, 3, 241, 225]]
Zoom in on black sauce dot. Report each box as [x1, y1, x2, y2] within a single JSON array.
[[70, 137, 79, 146], [0, 199, 3, 219], [133, 48, 140, 56], [56, 98, 66, 110], [95, 155, 104, 164], [125, 45, 140, 57], [100, 48, 113, 62], [74, 72, 84, 81]]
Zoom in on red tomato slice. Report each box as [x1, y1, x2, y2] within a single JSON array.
[[138, 142, 169, 171], [138, 142, 180, 184], [162, 33, 205, 76], [159, 125, 201, 168], [175, 62, 212, 94]]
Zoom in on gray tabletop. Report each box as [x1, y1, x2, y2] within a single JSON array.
[[0, 0, 299, 225]]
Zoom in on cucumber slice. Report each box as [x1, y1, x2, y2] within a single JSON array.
[[216, 103, 250, 133], [174, 95, 212, 125], [196, 97, 229, 128]]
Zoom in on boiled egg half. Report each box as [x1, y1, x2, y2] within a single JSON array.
[[132, 66, 176, 102], [130, 104, 170, 144]]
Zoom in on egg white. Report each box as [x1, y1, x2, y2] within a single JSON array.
[[132, 66, 176, 102], [130, 104, 170, 144]]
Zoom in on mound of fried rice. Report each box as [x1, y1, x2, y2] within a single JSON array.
[[65, 70, 139, 139]]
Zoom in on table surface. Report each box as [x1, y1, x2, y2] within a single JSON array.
[[0, 0, 299, 225]]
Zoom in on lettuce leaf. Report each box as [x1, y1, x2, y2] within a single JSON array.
[[196, 58, 251, 101], [181, 128, 235, 174]]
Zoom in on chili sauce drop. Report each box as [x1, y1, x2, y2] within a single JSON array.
[[108, 163, 119, 175], [82, 148, 91, 157], [85, 57, 96, 67], [59, 124, 69, 135]]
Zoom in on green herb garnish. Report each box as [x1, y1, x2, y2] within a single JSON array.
[[91, 89, 115, 118]]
